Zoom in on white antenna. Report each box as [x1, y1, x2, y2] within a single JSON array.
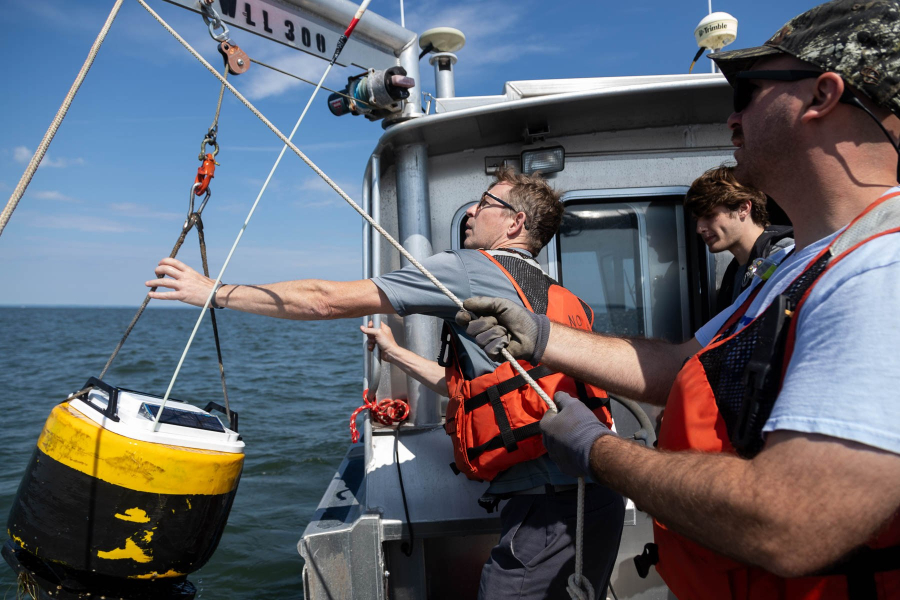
[[400, 0, 405, 27], [694, 11, 738, 73], [709, 0, 714, 72]]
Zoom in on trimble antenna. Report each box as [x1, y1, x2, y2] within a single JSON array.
[[691, 12, 738, 73]]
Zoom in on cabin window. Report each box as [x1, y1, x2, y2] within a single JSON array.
[[554, 191, 691, 343]]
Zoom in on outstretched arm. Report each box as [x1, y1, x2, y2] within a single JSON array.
[[146, 257, 395, 320], [459, 296, 698, 405], [361, 320, 448, 396], [541, 322, 698, 406]]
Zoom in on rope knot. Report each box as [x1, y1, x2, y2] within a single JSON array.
[[350, 389, 410, 443], [566, 574, 595, 600]]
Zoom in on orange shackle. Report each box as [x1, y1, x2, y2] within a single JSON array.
[[194, 153, 218, 196]]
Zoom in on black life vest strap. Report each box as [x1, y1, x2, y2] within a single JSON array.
[[488, 384, 519, 453], [466, 421, 543, 462], [574, 379, 609, 411], [464, 366, 554, 413], [825, 544, 900, 599]]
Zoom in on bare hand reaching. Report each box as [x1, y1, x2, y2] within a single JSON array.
[[145, 257, 215, 307], [360, 320, 399, 363]]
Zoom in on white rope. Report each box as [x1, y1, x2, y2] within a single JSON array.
[[567, 476, 595, 600], [135, 0, 558, 418], [137, 0, 576, 567], [138, 2, 347, 429], [0, 0, 125, 239], [141, 1, 578, 591], [137, 0, 576, 600]]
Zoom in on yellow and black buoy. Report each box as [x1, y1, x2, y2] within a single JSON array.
[[3, 378, 244, 599]]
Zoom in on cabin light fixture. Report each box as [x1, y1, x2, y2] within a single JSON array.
[[521, 146, 565, 176]]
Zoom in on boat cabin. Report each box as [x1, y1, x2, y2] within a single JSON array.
[[301, 72, 736, 600]]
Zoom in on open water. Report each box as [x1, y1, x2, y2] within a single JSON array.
[[0, 307, 364, 599]]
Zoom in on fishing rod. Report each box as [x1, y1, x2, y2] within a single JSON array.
[[147, 0, 374, 431]]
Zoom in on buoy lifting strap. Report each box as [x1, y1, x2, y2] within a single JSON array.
[[99, 187, 231, 422], [0, 0, 126, 239]]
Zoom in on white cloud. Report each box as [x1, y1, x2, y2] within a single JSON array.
[[13, 146, 85, 169], [34, 215, 144, 233], [404, 0, 559, 71], [13, 146, 31, 163], [108, 202, 182, 221], [292, 176, 358, 208], [29, 190, 79, 203]]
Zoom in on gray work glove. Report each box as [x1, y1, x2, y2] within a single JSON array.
[[455, 296, 550, 363], [540, 392, 612, 479]]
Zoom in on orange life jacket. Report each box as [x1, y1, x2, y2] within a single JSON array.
[[442, 250, 613, 482], [654, 194, 900, 600]]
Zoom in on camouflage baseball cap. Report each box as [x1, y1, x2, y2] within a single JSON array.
[[711, 0, 900, 117]]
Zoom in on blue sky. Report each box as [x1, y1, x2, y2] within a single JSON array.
[[1, 0, 816, 306]]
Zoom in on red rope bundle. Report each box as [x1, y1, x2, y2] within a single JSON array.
[[349, 390, 410, 443]]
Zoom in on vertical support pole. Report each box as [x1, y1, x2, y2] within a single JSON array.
[[362, 158, 373, 390], [395, 143, 440, 427], [430, 53, 457, 99], [369, 155, 383, 396], [399, 41, 423, 119]]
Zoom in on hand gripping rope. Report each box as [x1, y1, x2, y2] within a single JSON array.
[[56, 2, 592, 596]]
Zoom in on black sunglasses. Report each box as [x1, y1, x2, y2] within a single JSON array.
[[732, 70, 824, 113], [733, 69, 900, 176]]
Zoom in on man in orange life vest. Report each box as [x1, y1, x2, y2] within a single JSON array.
[[146, 168, 625, 599], [458, 1, 900, 598]]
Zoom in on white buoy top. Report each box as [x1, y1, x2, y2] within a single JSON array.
[[694, 12, 738, 50]]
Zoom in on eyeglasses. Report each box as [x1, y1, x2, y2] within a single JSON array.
[[475, 190, 529, 229], [476, 190, 517, 213], [732, 70, 823, 113]]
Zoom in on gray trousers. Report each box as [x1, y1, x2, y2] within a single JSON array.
[[478, 485, 625, 600]]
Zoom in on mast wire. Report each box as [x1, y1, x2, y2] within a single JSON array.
[[249, 57, 372, 107], [0, 0, 126, 239]]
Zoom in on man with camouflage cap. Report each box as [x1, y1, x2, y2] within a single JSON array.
[[456, 0, 900, 597]]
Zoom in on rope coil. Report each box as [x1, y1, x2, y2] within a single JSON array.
[[350, 390, 410, 443]]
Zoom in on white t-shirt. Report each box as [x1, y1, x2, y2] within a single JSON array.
[[695, 188, 900, 455]]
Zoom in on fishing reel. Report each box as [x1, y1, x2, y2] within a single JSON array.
[[327, 66, 415, 121]]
